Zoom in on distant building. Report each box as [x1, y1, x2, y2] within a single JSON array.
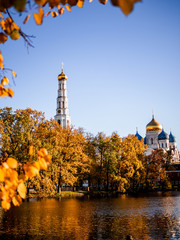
[[135, 115, 180, 163], [54, 65, 71, 128]]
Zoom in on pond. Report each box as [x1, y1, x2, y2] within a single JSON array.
[[1, 192, 180, 240]]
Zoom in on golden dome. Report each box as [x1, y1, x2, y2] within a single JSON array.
[[146, 115, 162, 132], [58, 71, 67, 81]]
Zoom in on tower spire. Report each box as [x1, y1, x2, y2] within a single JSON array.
[[61, 62, 64, 72]]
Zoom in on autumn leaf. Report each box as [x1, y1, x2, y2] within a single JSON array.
[[51, 11, 58, 17], [77, 0, 84, 8], [33, 8, 44, 25], [29, 145, 34, 155], [38, 158, 48, 170], [0, 12, 3, 19], [12, 71, 17, 77], [58, 7, 64, 15], [12, 195, 22, 206], [1, 76, 9, 86], [7, 158, 18, 169], [66, 5, 71, 12], [8, 88, 14, 98], [10, 29, 20, 40], [110, 0, 141, 15], [23, 14, 30, 24], [45, 11, 51, 17], [1, 200, 11, 211], [14, 0, 27, 12], [17, 182, 26, 199], [0, 168, 5, 181], [98, 0, 107, 5], [0, 51, 3, 69], [35, 0, 47, 6], [0, 32, 8, 43], [48, 0, 60, 8]]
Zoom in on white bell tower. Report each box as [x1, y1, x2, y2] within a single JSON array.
[[55, 63, 71, 128]]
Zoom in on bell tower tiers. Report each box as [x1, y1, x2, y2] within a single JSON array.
[[55, 63, 71, 128]]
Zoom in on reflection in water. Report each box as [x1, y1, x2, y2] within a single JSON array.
[[0, 192, 180, 239]]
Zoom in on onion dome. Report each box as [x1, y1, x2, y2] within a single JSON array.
[[58, 71, 67, 81], [158, 129, 169, 140], [146, 115, 162, 132], [135, 130, 142, 141], [169, 132, 176, 143]]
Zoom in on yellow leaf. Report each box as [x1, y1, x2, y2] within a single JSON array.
[[39, 158, 47, 170], [24, 163, 39, 178], [77, 0, 84, 7], [51, 11, 58, 17], [23, 14, 30, 24], [0, 12, 3, 19], [8, 88, 14, 98], [7, 158, 18, 169], [32, 161, 40, 171], [33, 8, 44, 25], [29, 145, 34, 155], [12, 195, 22, 206], [12, 71, 17, 77], [1, 76, 9, 86], [1, 200, 11, 211], [17, 182, 26, 199], [0, 32, 8, 43], [10, 29, 20, 40], [66, 5, 71, 12]]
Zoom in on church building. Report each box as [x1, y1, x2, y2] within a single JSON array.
[[54, 65, 71, 128], [135, 115, 180, 163]]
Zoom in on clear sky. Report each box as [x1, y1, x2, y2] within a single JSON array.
[[1, 0, 180, 148]]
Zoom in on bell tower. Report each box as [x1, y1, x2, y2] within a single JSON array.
[[55, 63, 71, 128]]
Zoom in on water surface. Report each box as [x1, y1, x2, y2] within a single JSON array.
[[0, 192, 180, 240]]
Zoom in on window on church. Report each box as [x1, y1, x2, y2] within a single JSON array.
[[166, 143, 167, 148], [151, 138, 153, 145], [58, 120, 61, 125], [62, 102, 65, 108], [162, 143, 164, 148]]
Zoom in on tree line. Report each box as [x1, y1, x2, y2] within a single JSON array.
[[0, 107, 172, 198]]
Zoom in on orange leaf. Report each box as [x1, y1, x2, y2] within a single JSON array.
[[7, 157, 18, 169], [51, 11, 58, 17], [66, 5, 71, 12], [12, 71, 17, 77], [1, 76, 9, 86], [23, 163, 39, 178], [0, 168, 5, 181], [0, 13, 3, 19], [0, 51, 3, 69], [39, 158, 47, 170], [23, 14, 30, 24], [33, 8, 44, 25], [8, 88, 14, 98], [1, 200, 11, 211], [17, 182, 26, 199], [29, 145, 34, 155], [111, 0, 141, 15], [12, 195, 22, 206], [0, 32, 8, 43], [77, 0, 84, 7], [58, 7, 64, 15], [45, 11, 51, 17]]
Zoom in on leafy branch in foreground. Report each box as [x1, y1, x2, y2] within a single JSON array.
[[0, 147, 51, 211]]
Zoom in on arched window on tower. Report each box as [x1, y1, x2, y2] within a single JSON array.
[[162, 143, 164, 148], [58, 120, 61, 125], [151, 138, 153, 145]]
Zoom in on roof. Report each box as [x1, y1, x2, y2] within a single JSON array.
[[146, 115, 162, 132], [158, 129, 169, 140], [135, 131, 142, 141], [169, 132, 176, 143]]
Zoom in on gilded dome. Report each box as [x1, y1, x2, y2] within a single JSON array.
[[58, 71, 67, 81], [146, 115, 162, 132]]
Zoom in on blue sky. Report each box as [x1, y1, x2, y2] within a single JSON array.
[[1, 0, 180, 148]]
